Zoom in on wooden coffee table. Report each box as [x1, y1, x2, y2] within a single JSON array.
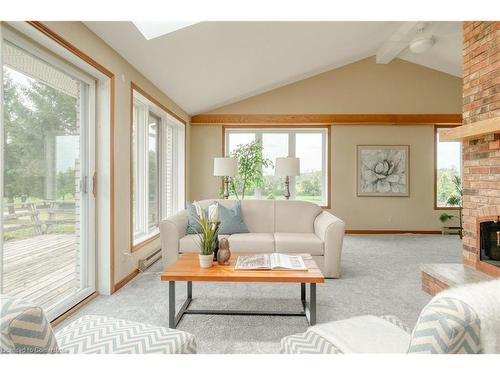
[[161, 253, 324, 328]]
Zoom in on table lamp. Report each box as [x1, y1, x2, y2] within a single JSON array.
[[275, 157, 300, 200], [213, 157, 238, 199]]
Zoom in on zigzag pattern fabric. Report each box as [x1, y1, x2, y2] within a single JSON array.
[[0, 295, 59, 354], [55, 315, 197, 354], [408, 297, 481, 354], [280, 330, 342, 354]]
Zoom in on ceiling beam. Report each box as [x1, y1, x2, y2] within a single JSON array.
[[376, 22, 419, 64], [190, 113, 462, 125]]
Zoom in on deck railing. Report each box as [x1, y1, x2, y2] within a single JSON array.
[[3, 200, 76, 238]]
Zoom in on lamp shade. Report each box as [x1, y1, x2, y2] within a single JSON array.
[[213, 157, 238, 177], [275, 157, 300, 177]]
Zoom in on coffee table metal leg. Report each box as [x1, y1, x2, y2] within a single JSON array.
[[309, 283, 316, 326], [169, 281, 176, 328], [170, 280, 315, 327], [300, 283, 306, 307]]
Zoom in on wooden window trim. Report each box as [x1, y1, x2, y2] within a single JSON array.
[[131, 82, 186, 125], [434, 124, 462, 211], [222, 125, 332, 209], [130, 82, 187, 253], [131, 233, 160, 253]]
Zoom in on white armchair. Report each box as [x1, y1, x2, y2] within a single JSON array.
[[281, 280, 500, 354]]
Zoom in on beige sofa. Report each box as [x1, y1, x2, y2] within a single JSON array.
[[160, 199, 345, 278]]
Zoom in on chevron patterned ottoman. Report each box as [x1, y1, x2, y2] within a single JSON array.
[[55, 315, 196, 354], [280, 315, 410, 354], [281, 330, 343, 354]]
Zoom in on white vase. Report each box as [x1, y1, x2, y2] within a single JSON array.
[[198, 254, 214, 268]]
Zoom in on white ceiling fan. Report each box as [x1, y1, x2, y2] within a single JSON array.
[[408, 23, 435, 54], [376, 22, 437, 64]]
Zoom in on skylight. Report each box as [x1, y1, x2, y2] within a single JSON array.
[[133, 21, 199, 40]]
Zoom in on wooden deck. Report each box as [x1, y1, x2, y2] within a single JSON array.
[[3, 234, 79, 310]]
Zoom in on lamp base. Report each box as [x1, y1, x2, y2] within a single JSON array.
[[284, 176, 291, 200], [223, 176, 230, 199]]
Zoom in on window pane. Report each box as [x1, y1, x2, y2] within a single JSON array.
[[262, 133, 288, 200], [228, 133, 255, 154], [162, 124, 174, 219], [132, 92, 184, 244], [148, 113, 159, 231], [436, 128, 461, 207], [227, 133, 256, 199], [295, 133, 324, 205]]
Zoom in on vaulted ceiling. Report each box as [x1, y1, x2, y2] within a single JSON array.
[[84, 21, 462, 115]]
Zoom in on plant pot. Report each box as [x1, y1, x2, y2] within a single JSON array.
[[198, 254, 214, 268]]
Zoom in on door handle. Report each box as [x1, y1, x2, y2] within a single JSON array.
[[81, 176, 88, 194], [92, 172, 98, 197]]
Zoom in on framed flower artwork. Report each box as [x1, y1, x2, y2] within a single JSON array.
[[357, 145, 409, 197]]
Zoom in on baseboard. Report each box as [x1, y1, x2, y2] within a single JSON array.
[[114, 268, 140, 292], [51, 292, 98, 327], [346, 230, 442, 234]]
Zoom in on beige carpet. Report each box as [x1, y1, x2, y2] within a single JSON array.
[[56, 234, 462, 353]]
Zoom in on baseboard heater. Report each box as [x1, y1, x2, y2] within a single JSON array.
[[138, 249, 162, 272]]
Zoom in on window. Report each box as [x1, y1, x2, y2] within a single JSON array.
[[132, 87, 185, 248], [1, 30, 97, 319], [435, 126, 462, 209], [225, 128, 329, 206]]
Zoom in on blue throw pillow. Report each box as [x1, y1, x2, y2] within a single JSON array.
[[186, 202, 203, 234], [218, 201, 249, 235], [186, 201, 219, 234]]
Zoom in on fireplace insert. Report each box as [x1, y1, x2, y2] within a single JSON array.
[[480, 220, 500, 265]]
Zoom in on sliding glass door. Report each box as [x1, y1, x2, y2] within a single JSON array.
[[1, 31, 96, 320]]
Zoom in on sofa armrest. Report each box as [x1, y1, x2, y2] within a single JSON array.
[[314, 211, 345, 278], [160, 210, 189, 267]]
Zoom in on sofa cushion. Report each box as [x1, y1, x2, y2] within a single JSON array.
[[180, 234, 229, 253], [240, 200, 275, 233], [309, 315, 411, 353], [228, 233, 275, 253], [275, 200, 322, 233], [274, 233, 324, 255], [55, 315, 196, 354]]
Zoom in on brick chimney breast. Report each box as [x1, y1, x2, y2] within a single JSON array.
[[462, 21, 500, 275]]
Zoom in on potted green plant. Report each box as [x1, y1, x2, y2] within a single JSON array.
[[194, 211, 220, 268], [225, 140, 273, 199], [438, 175, 463, 239]]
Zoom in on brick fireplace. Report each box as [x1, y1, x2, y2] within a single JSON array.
[[421, 21, 499, 294], [461, 21, 500, 277]]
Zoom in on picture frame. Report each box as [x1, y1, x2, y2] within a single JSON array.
[[357, 145, 409, 197]]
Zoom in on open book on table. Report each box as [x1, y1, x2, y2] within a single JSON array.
[[235, 253, 307, 271]]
